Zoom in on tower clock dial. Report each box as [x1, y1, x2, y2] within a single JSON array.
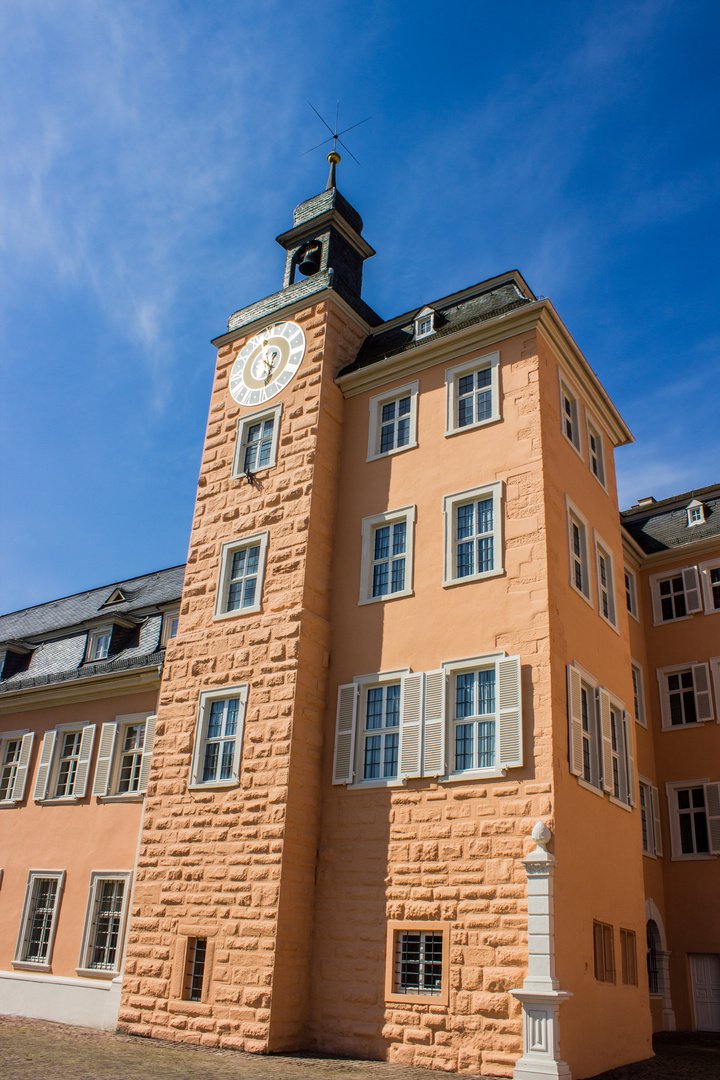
[[229, 321, 306, 406]]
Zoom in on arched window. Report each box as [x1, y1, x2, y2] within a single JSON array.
[[647, 919, 661, 994]]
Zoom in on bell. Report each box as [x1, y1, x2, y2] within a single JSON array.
[[297, 241, 322, 277]]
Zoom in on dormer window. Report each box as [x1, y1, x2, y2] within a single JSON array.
[[102, 588, 127, 607], [687, 500, 705, 527], [87, 628, 112, 662], [414, 307, 436, 339]]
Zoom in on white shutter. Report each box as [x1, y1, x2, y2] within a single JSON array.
[[72, 725, 96, 797], [622, 711, 636, 806], [567, 666, 584, 777], [399, 673, 424, 778], [423, 670, 445, 777], [10, 733, 35, 802], [598, 688, 613, 794], [692, 663, 714, 722], [138, 715, 158, 795], [704, 782, 720, 855], [651, 785, 663, 856], [682, 566, 703, 614], [92, 723, 118, 796], [332, 684, 357, 785], [657, 671, 672, 730], [497, 655, 522, 769], [33, 730, 56, 801]]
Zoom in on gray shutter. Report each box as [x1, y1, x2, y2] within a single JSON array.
[[72, 725, 96, 797], [10, 733, 35, 802], [423, 670, 445, 777], [567, 666, 584, 777], [92, 723, 117, 797], [623, 711, 636, 806], [598, 688, 613, 794], [399, 673, 424, 779], [33, 730, 56, 801], [138, 715, 158, 794], [704, 782, 720, 854], [692, 664, 714, 721], [332, 684, 357, 785], [497, 655, 522, 769], [652, 784, 663, 856], [682, 567, 702, 613]]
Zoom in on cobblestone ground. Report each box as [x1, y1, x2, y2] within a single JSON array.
[[1, 1018, 719, 1080]]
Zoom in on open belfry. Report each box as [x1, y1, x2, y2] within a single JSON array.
[[2, 154, 720, 1080]]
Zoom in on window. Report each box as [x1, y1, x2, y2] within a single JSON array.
[[359, 507, 414, 604], [14, 870, 65, 970], [566, 498, 591, 603], [657, 664, 714, 729], [385, 922, 450, 1005], [686, 499, 705, 527], [666, 781, 720, 858], [631, 662, 646, 727], [568, 666, 635, 801], [559, 376, 582, 455], [595, 535, 617, 628], [593, 921, 615, 983], [78, 872, 131, 976], [414, 308, 435, 338], [214, 533, 268, 618], [33, 725, 95, 801], [367, 383, 418, 460], [699, 559, 720, 613], [190, 687, 248, 788], [624, 565, 639, 620], [620, 929, 638, 986], [361, 682, 401, 782], [445, 351, 500, 435], [233, 403, 282, 477], [443, 483, 502, 587], [92, 714, 157, 798], [183, 938, 207, 1001], [161, 607, 180, 645], [87, 628, 112, 662], [649, 567, 702, 623], [586, 416, 606, 487], [639, 778, 662, 857], [0, 731, 34, 805], [452, 667, 497, 773]]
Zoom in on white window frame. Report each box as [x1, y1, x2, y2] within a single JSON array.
[[189, 685, 249, 789], [631, 661, 646, 728], [599, 689, 634, 809], [92, 713, 156, 799], [161, 607, 181, 645], [232, 403, 282, 478], [33, 723, 96, 802], [559, 372, 583, 458], [367, 382, 419, 461], [666, 779, 720, 860], [657, 663, 714, 730], [414, 308, 436, 339], [566, 496, 592, 605], [699, 558, 720, 615], [445, 351, 500, 436], [686, 499, 705, 527], [445, 654, 522, 781], [567, 664, 602, 795], [649, 566, 703, 625], [594, 533, 618, 630], [77, 871, 132, 978], [624, 564, 639, 621], [0, 730, 34, 806], [639, 777, 662, 858], [359, 506, 415, 605], [586, 413, 607, 489], [349, 669, 409, 788], [443, 482, 503, 587], [214, 532, 269, 619], [87, 627, 112, 662], [711, 658, 720, 725], [13, 870, 66, 971]]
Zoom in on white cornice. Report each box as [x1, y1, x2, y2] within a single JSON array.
[[0, 666, 162, 714], [621, 529, 720, 570]]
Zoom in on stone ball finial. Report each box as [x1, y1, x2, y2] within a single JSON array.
[[531, 821, 552, 849]]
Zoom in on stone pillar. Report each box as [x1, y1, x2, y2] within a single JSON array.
[[658, 950, 676, 1031], [512, 822, 572, 1080]]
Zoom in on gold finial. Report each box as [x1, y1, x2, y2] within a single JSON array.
[[327, 151, 341, 165]]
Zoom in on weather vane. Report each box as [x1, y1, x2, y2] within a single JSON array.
[[303, 102, 373, 189]]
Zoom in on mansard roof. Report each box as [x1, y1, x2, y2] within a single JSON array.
[[621, 483, 720, 554]]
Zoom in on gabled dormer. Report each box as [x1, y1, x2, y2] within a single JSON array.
[[686, 498, 706, 527], [414, 306, 437, 340]]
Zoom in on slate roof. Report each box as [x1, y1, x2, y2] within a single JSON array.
[[621, 484, 720, 554], [338, 273, 536, 378]]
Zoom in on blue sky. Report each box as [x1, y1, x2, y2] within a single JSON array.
[[1, 0, 719, 613]]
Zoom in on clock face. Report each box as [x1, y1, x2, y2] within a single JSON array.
[[229, 321, 306, 406]]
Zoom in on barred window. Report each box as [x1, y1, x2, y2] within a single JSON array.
[[183, 938, 207, 1002], [396, 931, 443, 995]]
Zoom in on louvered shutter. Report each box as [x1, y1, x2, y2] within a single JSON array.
[[622, 711, 636, 806], [657, 672, 672, 730], [704, 782, 720, 854], [682, 567, 703, 614], [332, 684, 357, 785], [72, 725, 96, 797], [598, 689, 613, 794], [138, 715, 158, 795], [497, 655, 522, 769], [692, 664, 714, 721], [652, 784, 663, 856], [423, 670, 445, 777], [92, 723, 117, 796], [399, 673, 424, 778], [33, 730, 56, 801], [567, 666, 584, 777], [10, 733, 35, 803]]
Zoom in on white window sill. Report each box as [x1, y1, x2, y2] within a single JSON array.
[[576, 778, 605, 798], [366, 442, 418, 464], [443, 567, 503, 589], [37, 797, 80, 805], [660, 723, 705, 732], [590, 474, 609, 495], [627, 608, 640, 623], [348, 778, 405, 790], [98, 793, 145, 803], [653, 614, 694, 627], [608, 795, 633, 812], [12, 960, 52, 972], [0, 799, 19, 809], [642, 850, 659, 860], [213, 605, 262, 621], [569, 583, 594, 608], [444, 415, 501, 438], [670, 853, 716, 862], [358, 589, 413, 607], [446, 768, 508, 783], [634, 718, 648, 729], [187, 780, 239, 791], [75, 966, 119, 980], [598, 613, 620, 635], [562, 431, 584, 460]]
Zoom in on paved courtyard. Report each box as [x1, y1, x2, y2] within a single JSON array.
[[0, 1017, 719, 1080]]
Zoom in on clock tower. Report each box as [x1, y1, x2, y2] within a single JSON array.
[[119, 160, 378, 1051]]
